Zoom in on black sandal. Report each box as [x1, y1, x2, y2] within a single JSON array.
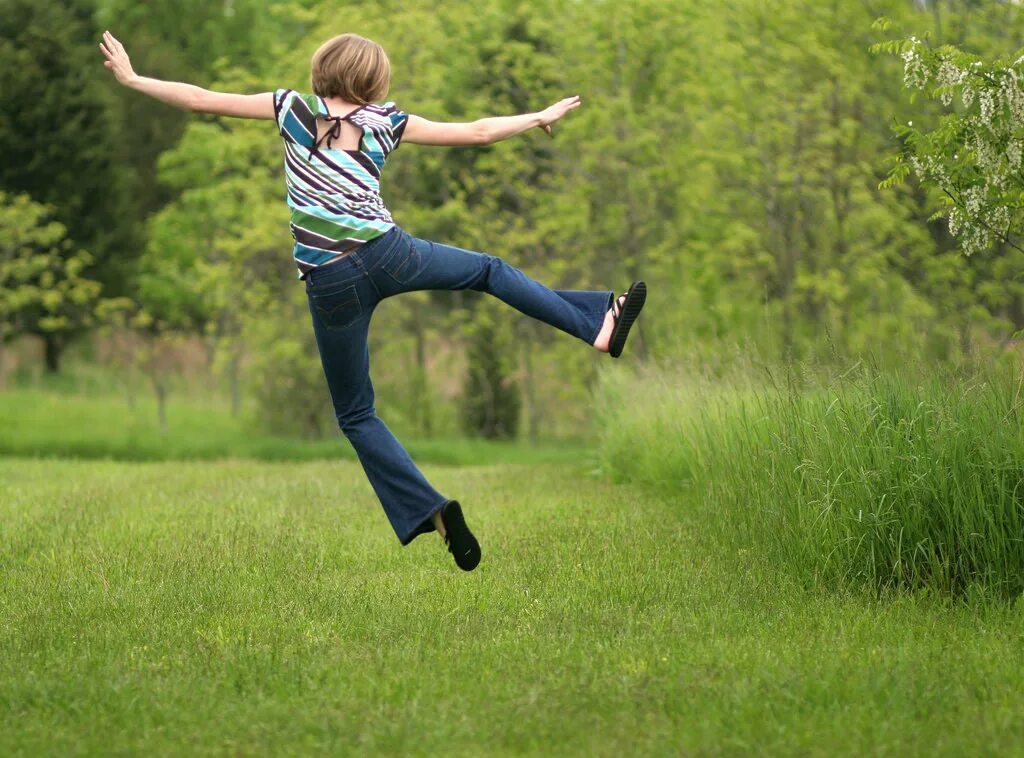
[[608, 281, 647, 358], [441, 500, 481, 571]]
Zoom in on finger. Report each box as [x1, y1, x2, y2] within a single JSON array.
[[99, 42, 113, 59], [106, 31, 124, 54], [104, 61, 113, 69]]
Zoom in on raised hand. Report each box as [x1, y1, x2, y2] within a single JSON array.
[[99, 31, 137, 86], [537, 95, 582, 136]]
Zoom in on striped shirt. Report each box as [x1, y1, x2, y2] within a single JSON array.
[[273, 89, 408, 275]]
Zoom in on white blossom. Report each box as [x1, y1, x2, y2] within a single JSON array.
[[938, 60, 967, 87], [1008, 140, 1022, 171], [901, 47, 928, 90], [979, 90, 996, 124], [948, 207, 962, 236], [964, 186, 983, 218]]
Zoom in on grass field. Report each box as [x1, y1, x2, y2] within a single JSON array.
[[4, 457, 1024, 755], [0, 387, 586, 466]]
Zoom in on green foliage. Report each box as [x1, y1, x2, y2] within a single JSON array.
[[460, 302, 521, 439], [11, 0, 1024, 429], [242, 291, 335, 440], [597, 360, 1024, 598], [0, 193, 102, 345], [877, 27, 1024, 257], [0, 0, 138, 293]]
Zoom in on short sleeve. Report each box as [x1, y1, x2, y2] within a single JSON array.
[[273, 88, 297, 134], [382, 102, 409, 149], [273, 89, 323, 148]]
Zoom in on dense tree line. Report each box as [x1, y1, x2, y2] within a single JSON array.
[[2, 0, 1022, 438]]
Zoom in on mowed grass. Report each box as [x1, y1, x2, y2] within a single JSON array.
[[0, 388, 586, 466], [4, 458, 1024, 755]]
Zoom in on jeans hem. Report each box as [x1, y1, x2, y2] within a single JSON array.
[[398, 496, 452, 546], [586, 291, 615, 345]]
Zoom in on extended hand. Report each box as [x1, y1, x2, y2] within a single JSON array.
[[99, 31, 137, 86], [537, 95, 582, 136]]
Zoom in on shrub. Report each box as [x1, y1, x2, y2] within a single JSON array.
[[596, 361, 1024, 597]]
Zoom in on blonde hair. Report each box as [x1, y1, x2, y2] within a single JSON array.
[[310, 33, 390, 104]]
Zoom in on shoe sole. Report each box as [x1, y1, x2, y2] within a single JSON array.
[[608, 281, 647, 358], [442, 500, 481, 571]]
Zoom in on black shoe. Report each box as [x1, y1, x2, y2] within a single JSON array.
[[441, 500, 481, 571], [608, 281, 647, 358]]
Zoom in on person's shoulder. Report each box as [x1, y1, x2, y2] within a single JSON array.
[[362, 101, 405, 116], [368, 102, 408, 133], [274, 89, 322, 113]]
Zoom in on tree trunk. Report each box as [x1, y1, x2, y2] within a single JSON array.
[[931, 0, 943, 44], [229, 349, 241, 418], [125, 369, 136, 410], [43, 334, 63, 374], [959, 321, 972, 360], [521, 333, 540, 445], [412, 313, 433, 437], [153, 374, 168, 437]]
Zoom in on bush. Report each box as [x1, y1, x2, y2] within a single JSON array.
[[244, 303, 334, 439], [460, 304, 520, 439], [596, 361, 1024, 598]]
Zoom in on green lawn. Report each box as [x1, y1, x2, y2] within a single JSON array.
[[0, 387, 587, 466], [3, 458, 1024, 755]]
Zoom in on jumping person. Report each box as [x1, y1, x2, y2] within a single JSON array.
[[99, 31, 647, 572]]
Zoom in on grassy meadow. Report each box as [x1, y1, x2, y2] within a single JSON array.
[[0, 386, 587, 467], [4, 363, 1024, 754], [7, 0, 1024, 752], [5, 456, 1024, 755]]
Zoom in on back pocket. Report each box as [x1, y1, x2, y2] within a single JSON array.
[[382, 239, 422, 284], [311, 283, 362, 330]]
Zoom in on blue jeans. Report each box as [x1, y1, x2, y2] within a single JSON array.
[[304, 225, 613, 545]]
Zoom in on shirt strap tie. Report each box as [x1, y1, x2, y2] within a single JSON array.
[[311, 115, 345, 157]]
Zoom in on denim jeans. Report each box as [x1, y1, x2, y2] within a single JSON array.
[[303, 225, 613, 545]]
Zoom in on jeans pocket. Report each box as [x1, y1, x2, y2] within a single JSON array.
[[311, 283, 362, 330], [381, 238, 421, 284]]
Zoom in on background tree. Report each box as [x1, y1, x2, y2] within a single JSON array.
[[0, 193, 102, 383], [0, 0, 136, 369], [460, 302, 521, 439]]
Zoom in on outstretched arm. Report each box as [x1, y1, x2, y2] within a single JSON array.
[[402, 96, 582, 146], [99, 31, 274, 120]]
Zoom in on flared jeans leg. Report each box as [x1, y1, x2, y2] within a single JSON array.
[[305, 226, 615, 545], [306, 300, 451, 545], [371, 234, 615, 347]]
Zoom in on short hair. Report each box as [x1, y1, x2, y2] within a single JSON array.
[[310, 33, 391, 104]]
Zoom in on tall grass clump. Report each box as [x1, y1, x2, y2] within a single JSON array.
[[596, 361, 1024, 597]]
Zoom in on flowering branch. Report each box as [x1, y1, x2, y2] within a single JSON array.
[[873, 19, 1024, 257]]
